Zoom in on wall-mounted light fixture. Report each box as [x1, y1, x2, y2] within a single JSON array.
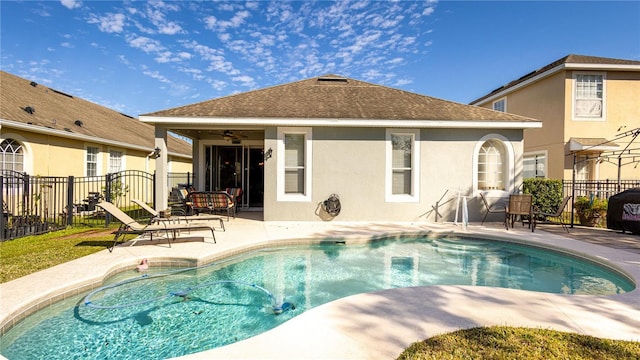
[[148, 147, 161, 159], [263, 147, 273, 161]]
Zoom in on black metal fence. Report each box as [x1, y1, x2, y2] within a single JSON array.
[[563, 179, 640, 200], [0, 171, 193, 241]]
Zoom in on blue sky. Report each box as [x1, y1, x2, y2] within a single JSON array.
[[1, 1, 639, 117]]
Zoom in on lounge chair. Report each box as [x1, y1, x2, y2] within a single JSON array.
[[534, 196, 572, 233], [96, 201, 216, 252], [131, 199, 225, 231]]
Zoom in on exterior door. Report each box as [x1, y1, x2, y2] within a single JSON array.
[[205, 145, 264, 208]]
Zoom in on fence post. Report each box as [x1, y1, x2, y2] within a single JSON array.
[[22, 173, 30, 217], [105, 173, 112, 227], [153, 171, 156, 209], [0, 176, 4, 241], [570, 154, 576, 228], [66, 176, 74, 226]]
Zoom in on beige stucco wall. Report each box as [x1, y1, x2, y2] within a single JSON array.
[[477, 69, 640, 181], [562, 70, 640, 180], [0, 127, 192, 177], [264, 127, 524, 222]]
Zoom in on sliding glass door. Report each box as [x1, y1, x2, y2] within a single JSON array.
[[205, 145, 264, 208]]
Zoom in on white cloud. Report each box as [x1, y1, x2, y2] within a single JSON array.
[[207, 78, 227, 91], [394, 78, 412, 87], [60, 0, 81, 10], [232, 75, 256, 88], [127, 35, 164, 53], [88, 13, 126, 33], [204, 10, 250, 32], [423, 7, 435, 16], [143, 70, 171, 84]]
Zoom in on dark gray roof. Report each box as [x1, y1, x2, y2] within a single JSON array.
[[0, 71, 191, 156], [143, 74, 536, 123], [470, 54, 640, 105]]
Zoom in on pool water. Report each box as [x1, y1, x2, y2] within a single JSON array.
[[1, 236, 634, 359]]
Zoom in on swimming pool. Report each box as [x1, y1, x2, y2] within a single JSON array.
[[0, 235, 634, 359]]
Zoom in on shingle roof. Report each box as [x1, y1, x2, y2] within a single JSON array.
[[142, 74, 535, 123], [0, 71, 191, 156], [470, 54, 640, 105]]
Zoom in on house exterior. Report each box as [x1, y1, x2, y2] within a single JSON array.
[[141, 75, 540, 222], [0, 71, 192, 178], [470, 55, 640, 182]]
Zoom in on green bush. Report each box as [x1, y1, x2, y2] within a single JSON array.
[[523, 178, 563, 214]]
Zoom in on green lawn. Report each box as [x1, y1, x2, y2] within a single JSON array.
[[0, 226, 124, 283], [398, 326, 640, 360]]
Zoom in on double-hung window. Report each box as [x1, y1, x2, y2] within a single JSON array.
[[386, 129, 420, 202], [523, 152, 546, 179], [277, 127, 312, 201], [574, 73, 605, 119], [492, 98, 506, 112], [109, 150, 123, 174], [86, 147, 99, 177]]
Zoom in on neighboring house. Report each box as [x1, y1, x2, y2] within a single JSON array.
[[141, 75, 540, 222], [470, 54, 640, 182], [0, 71, 192, 178]]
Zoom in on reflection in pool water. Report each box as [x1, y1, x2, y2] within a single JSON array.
[[1, 236, 634, 359]]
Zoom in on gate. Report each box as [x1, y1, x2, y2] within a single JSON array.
[[0, 170, 166, 241]]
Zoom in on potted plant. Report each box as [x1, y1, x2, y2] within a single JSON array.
[[574, 196, 608, 227]]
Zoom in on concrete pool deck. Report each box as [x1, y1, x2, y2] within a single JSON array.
[[1, 213, 639, 359]]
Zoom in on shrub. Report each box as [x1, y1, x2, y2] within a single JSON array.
[[523, 178, 563, 214]]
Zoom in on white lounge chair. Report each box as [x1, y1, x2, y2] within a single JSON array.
[[131, 199, 225, 231], [96, 201, 216, 252]]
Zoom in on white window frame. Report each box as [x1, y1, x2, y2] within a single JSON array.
[[85, 146, 101, 177], [492, 98, 507, 112], [473, 134, 515, 196], [277, 127, 312, 202], [385, 128, 420, 203], [0, 138, 25, 173], [0, 134, 32, 174], [572, 71, 606, 121], [523, 151, 547, 179], [108, 149, 125, 174]]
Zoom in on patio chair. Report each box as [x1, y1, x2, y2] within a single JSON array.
[[479, 192, 507, 226], [96, 201, 216, 252], [534, 196, 572, 233], [506, 194, 535, 232], [131, 199, 225, 231], [186, 191, 215, 215], [225, 187, 243, 213], [211, 191, 236, 221]]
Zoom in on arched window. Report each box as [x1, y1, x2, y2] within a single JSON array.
[[478, 139, 506, 191], [0, 139, 24, 172]]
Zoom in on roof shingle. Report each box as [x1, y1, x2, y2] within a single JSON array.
[[143, 74, 536, 123], [0, 71, 191, 156]]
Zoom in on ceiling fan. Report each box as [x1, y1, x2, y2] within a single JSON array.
[[222, 130, 248, 141]]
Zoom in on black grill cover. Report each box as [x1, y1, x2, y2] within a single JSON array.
[[607, 188, 640, 234]]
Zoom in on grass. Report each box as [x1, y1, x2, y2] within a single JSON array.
[[2, 229, 638, 357], [0, 226, 127, 283], [398, 326, 640, 360]]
